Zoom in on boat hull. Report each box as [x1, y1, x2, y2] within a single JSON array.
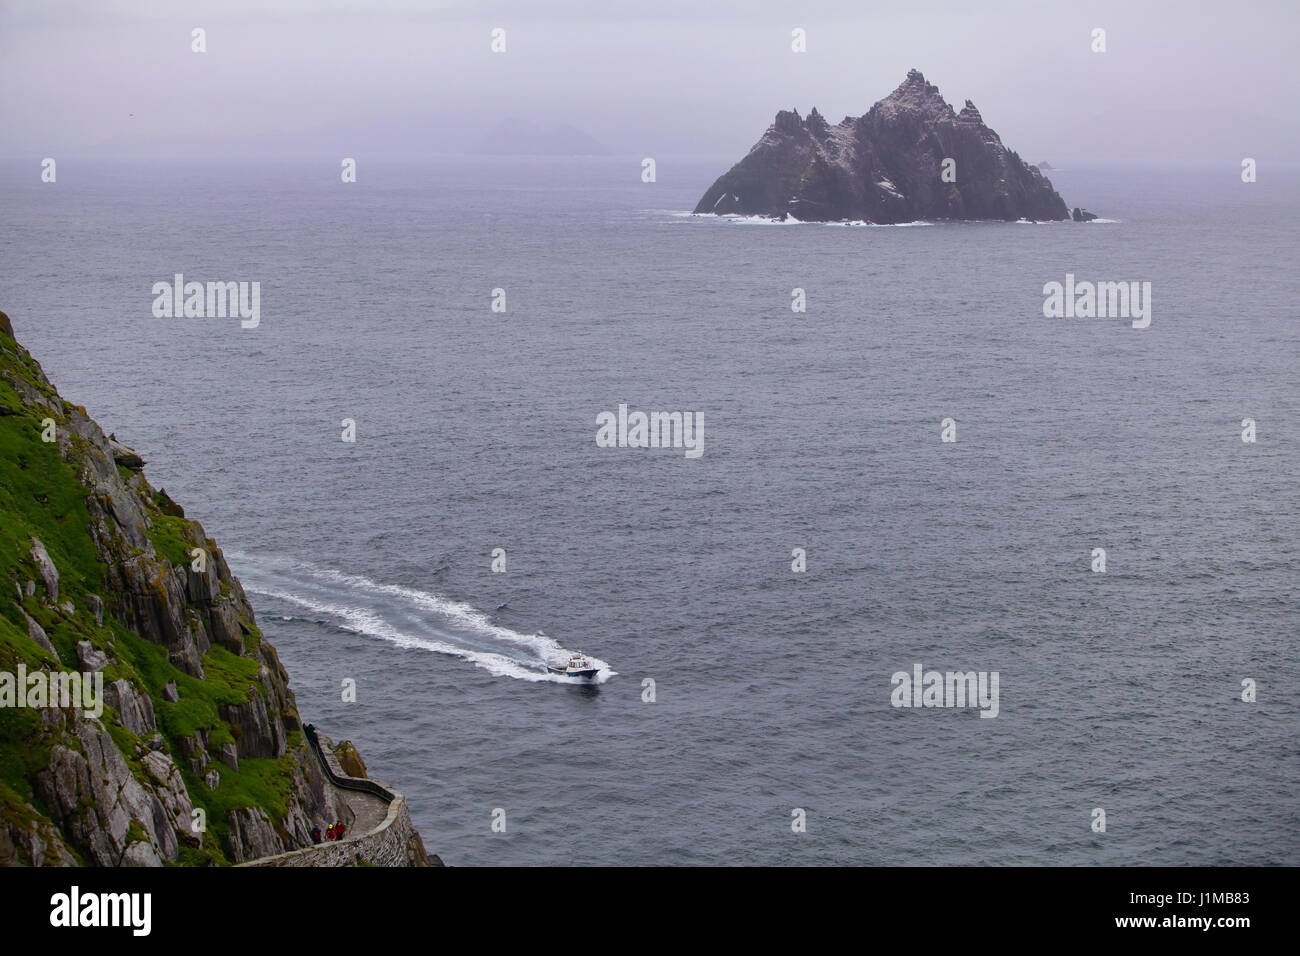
[[547, 666, 599, 679]]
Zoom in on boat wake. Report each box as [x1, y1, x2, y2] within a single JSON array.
[[226, 553, 614, 684]]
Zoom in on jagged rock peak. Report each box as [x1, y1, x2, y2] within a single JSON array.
[[773, 108, 804, 134], [883, 68, 946, 105], [957, 99, 984, 123]]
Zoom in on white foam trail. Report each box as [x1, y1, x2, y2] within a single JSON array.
[[227, 553, 614, 683]]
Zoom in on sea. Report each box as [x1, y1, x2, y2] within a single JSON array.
[[2, 155, 1297, 865]]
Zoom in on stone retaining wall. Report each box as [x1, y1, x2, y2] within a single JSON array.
[[238, 725, 430, 867], [240, 792, 426, 867]]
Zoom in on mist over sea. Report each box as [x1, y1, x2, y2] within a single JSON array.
[[2, 157, 1297, 865]]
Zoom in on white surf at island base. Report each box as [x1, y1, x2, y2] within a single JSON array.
[[665, 210, 936, 226], [228, 553, 615, 684]]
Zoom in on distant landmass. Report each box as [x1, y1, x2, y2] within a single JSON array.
[[476, 118, 610, 156], [693, 69, 1071, 223], [1034, 161, 1053, 170]]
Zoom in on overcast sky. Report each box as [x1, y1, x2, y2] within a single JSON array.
[[2, 0, 1296, 165]]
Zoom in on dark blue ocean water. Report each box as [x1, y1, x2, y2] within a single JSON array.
[[2, 157, 1297, 865]]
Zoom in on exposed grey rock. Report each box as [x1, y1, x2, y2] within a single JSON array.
[[2, 369, 56, 410], [19, 607, 60, 662], [75, 640, 110, 672], [105, 678, 157, 736], [29, 538, 58, 603], [86, 593, 103, 625], [203, 769, 221, 790], [120, 841, 164, 866], [32, 713, 178, 866], [206, 596, 245, 654], [142, 750, 196, 842], [154, 487, 185, 518], [108, 433, 145, 469], [0, 814, 80, 866], [225, 807, 285, 863], [218, 742, 239, 772], [220, 694, 282, 759], [290, 744, 351, 827], [162, 681, 179, 702], [186, 561, 219, 605]]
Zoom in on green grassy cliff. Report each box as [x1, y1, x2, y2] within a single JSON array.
[[0, 309, 360, 865]]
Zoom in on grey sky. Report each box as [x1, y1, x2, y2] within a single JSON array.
[[2, 0, 1296, 165]]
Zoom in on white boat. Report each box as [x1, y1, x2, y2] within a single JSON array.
[[547, 653, 600, 679]]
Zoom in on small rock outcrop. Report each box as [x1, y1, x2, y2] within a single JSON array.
[[104, 679, 157, 736], [28, 539, 58, 604], [108, 434, 145, 470], [694, 69, 1071, 223], [333, 739, 368, 779]]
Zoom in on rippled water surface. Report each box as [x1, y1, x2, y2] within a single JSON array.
[[3, 158, 1297, 864]]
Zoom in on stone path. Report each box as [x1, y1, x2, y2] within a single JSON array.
[[311, 729, 393, 842], [340, 788, 389, 837]]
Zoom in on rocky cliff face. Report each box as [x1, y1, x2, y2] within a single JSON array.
[[0, 309, 421, 866], [693, 69, 1069, 223]]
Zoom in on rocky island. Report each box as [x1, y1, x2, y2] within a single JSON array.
[[0, 309, 433, 867], [693, 69, 1072, 224]]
